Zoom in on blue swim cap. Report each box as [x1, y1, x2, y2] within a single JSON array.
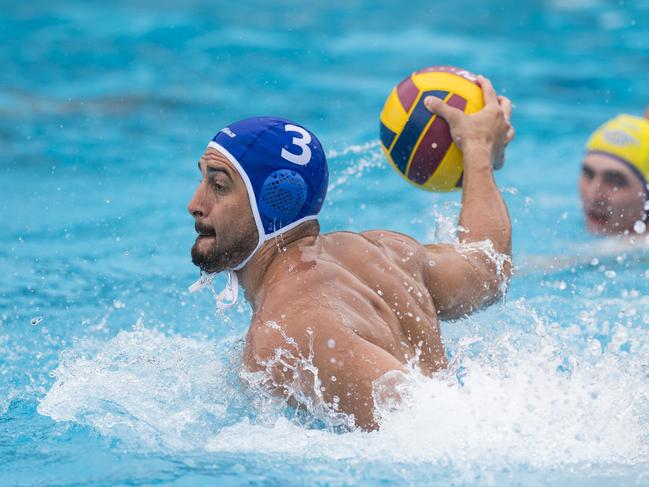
[[208, 116, 328, 270]]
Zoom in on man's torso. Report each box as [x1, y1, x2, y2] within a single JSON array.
[[243, 230, 446, 375]]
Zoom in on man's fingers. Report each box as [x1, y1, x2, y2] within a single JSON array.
[[424, 96, 462, 123], [477, 75, 498, 107], [501, 94, 515, 145], [498, 95, 513, 120]]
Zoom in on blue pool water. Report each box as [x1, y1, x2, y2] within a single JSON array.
[[2, 1, 649, 485]]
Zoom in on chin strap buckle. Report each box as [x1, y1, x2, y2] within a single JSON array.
[[188, 272, 214, 294], [188, 270, 239, 311], [216, 270, 239, 310]]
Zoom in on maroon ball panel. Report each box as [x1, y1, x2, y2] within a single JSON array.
[[397, 76, 419, 113], [406, 94, 468, 185]]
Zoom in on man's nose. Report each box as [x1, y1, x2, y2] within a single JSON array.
[[593, 180, 611, 201], [188, 183, 206, 218], [585, 176, 605, 200]]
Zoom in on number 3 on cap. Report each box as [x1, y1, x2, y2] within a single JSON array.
[[281, 124, 312, 166]]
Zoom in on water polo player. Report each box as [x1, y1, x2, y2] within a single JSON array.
[[188, 75, 514, 430], [580, 114, 649, 235]]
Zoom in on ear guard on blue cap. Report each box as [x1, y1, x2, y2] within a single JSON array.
[[259, 169, 309, 225]]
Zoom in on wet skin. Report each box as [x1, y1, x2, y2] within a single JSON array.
[[188, 76, 514, 430], [579, 153, 647, 235]]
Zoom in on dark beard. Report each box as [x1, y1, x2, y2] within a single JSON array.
[[191, 226, 259, 273]]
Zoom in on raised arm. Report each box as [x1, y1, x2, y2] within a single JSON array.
[[421, 76, 514, 319]]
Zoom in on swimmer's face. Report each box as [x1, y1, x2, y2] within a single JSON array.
[[188, 148, 259, 273], [579, 153, 646, 235]]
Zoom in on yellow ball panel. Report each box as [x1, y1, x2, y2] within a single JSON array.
[[379, 88, 409, 141], [411, 71, 484, 113], [423, 143, 464, 192]]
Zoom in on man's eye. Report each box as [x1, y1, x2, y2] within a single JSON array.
[[582, 167, 594, 179], [606, 175, 628, 188]]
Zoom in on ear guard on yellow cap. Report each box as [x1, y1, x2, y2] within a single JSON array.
[[586, 114, 649, 191]]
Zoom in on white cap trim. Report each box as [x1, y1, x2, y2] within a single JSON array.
[[207, 141, 265, 270], [264, 214, 317, 239]]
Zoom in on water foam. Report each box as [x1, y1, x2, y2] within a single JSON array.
[[38, 322, 239, 449], [38, 299, 649, 479], [326, 141, 384, 192], [207, 316, 649, 470]]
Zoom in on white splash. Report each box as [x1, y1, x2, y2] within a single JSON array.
[[38, 301, 649, 480], [326, 140, 381, 159], [327, 142, 385, 192], [38, 325, 236, 449], [207, 320, 649, 471]]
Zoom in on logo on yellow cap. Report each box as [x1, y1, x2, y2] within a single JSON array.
[[601, 129, 640, 148], [586, 114, 649, 184]]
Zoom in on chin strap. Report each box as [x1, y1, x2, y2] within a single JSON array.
[[188, 272, 213, 294], [188, 270, 239, 311]]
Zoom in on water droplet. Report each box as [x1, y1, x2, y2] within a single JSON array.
[[633, 220, 646, 234]]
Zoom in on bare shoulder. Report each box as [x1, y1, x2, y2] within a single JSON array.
[[242, 288, 408, 430], [360, 229, 423, 250], [359, 229, 427, 271], [320, 229, 421, 248], [243, 298, 349, 371]]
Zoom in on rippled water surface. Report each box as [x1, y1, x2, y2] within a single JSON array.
[[2, 1, 649, 485]]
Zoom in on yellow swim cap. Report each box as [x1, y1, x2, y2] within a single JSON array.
[[586, 114, 649, 187]]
